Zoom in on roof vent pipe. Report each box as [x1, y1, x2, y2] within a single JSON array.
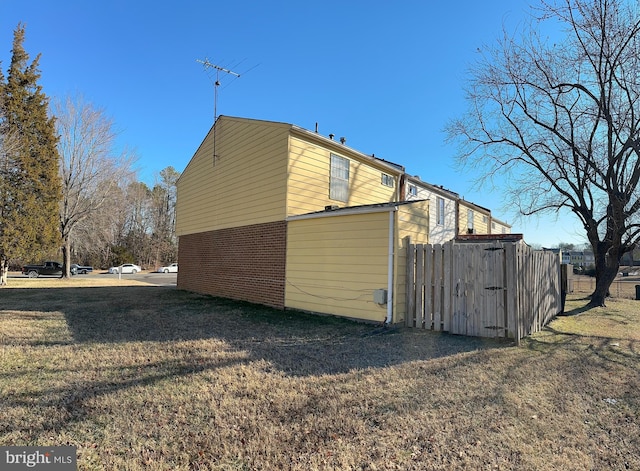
[[340, 137, 346, 144], [328, 133, 334, 140], [315, 122, 318, 133]]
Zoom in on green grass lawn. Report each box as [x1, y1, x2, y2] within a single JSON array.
[[1, 283, 639, 470]]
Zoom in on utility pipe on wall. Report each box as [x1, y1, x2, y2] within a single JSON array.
[[386, 208, 396, 324]]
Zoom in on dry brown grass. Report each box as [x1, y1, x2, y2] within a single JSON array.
[[1, 279, 639, 470]]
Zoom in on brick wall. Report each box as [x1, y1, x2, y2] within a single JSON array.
[[177, 221, 287, 308]]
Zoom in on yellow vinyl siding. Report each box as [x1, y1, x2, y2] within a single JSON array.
[[394, 199, 430, 324], [458, 201, 490, 235], [286, 212, 390, 322], [176, 117, 289, 236], [397, 200, 430, 244], [474, 212, 489, 234], [491, 219, 511, 234], [287, 137, 397, 217]]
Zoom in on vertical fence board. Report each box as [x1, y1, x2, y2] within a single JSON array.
[[424, 244, 433, 330], [406, 243, 416, 327], [442, 242, 452, 333], [433, 244, 443, 331], [505, 243, 518, 343], [415, 245, 425, 329]]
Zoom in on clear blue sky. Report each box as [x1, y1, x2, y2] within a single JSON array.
[[0, 0, 587, 248]]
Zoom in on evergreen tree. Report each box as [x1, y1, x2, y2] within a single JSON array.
[[0, 24, 61, 285]]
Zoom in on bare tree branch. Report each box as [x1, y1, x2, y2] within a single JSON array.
[[446, 0, 640, 307], [54, 94, 136, 277]]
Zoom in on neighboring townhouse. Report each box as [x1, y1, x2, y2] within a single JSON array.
[[404, 177, 511, 242], [405, 176, 459, 244], [176, 116, 430, 323], [458, 199, 491, 235], [491, 216, 512, 235], [569, 250, 595, 268]]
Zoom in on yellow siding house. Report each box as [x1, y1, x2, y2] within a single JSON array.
[[177, 116, 427, 322]]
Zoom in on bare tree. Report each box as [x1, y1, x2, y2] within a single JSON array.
[[55, 95, 135, 277], [447, 0, 640, 308], [149, 166, 180, 267]]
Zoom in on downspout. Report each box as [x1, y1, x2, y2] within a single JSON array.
[[386, 207, 396, 325]]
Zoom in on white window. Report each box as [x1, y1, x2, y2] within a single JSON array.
[[467, 209, 474, 231], [381, 173, 394, 187], [330, 154, 349, 202], [408, 185, 417, 197], [436, 197, 445, 225]]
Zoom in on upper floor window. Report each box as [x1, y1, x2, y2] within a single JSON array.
[[381, 173, 394, 187], [330, 154, 349, 202], [467, 209, 474, 231], [436, 197, 445, 225], [408, 184, 417, 197]]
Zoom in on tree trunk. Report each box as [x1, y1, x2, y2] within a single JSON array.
[[0, 257, 8, 286], [588, 243, 621, 307], [588, 265, 618, 307], [61, 240, 72, 278]]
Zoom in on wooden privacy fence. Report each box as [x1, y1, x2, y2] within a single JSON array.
[[406, 240, 561, 344]]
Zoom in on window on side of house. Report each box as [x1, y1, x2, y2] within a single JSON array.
[[467, 209, 474, 231], [408, 184, 417, 197], [381, 173, 394, 187], [330, 154, 349, 202], [436, 197, 445, 225]]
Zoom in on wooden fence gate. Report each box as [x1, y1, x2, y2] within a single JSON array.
[[406, 240, 561, 343]]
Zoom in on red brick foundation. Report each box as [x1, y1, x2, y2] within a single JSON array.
[[177, 221, 286, 308]]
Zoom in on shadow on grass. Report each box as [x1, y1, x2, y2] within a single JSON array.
[[0, 286, 516, 439], [0, 286, 509, 377], [558, 303, 592, 317]]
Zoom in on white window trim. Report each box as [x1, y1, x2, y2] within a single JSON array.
[[330, 154, 349, 202]]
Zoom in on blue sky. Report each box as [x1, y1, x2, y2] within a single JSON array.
[[0, 1, 587, 248]]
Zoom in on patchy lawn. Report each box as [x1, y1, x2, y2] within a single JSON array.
[[1, 283, 639, 470]]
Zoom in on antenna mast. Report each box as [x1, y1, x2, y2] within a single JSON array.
[[196, 58, 241, 122]]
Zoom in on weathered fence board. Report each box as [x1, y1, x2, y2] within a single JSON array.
[[406, 240, 561, 343]]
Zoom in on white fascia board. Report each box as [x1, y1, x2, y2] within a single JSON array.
[[287, 205, 399, 222]]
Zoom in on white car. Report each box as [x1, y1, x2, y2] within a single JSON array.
[[109, 263, 142, 274], [157, 263, 178, 273]]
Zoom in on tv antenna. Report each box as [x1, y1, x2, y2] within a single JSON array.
[[196, 58, 241, 122]]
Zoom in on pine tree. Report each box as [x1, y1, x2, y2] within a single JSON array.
[[0, 24, 62, 285]]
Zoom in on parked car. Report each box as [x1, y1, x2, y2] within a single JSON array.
[[22, 261, 63, 278], [71, 264, 93, 275], [157, 263, 178, 273], [109, 263, 142, 274]]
